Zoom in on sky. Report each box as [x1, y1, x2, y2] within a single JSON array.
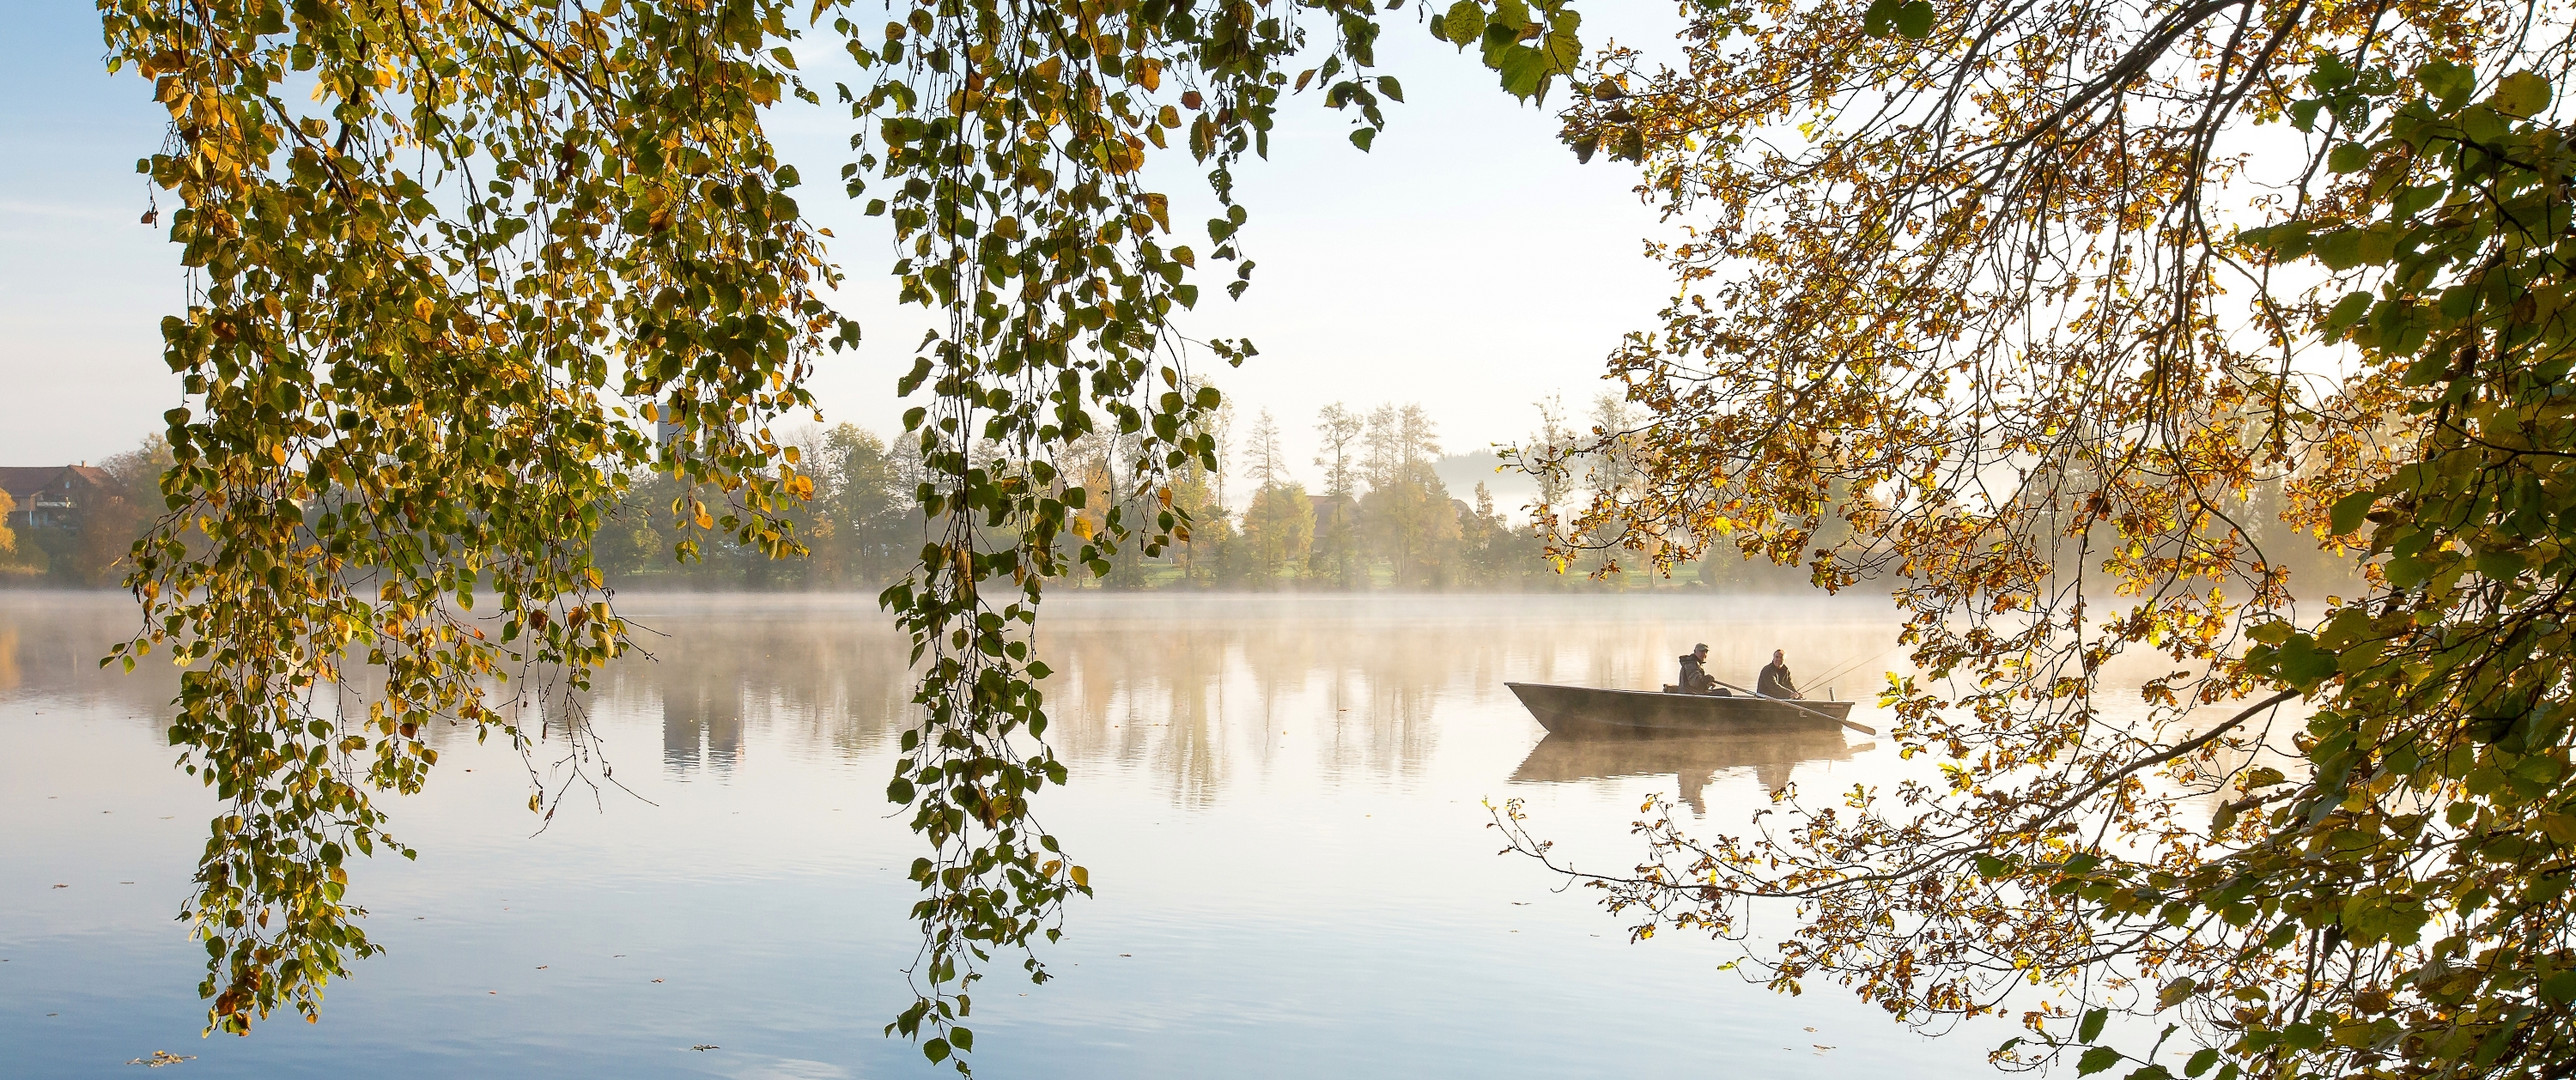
[[0, 3, 1689, 491]]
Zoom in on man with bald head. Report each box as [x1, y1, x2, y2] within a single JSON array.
[[1756, 649, 1801, 699]]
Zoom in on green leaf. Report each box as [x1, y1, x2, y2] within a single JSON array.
[[2329, 490, 2378, 536], [2491, 71, 2552, 117], [1496, 46, 1552, 100], [2080, 1007, 2109, 1042], [1542, 25, 1582, 74], [2185, 1048, 2221, 1077], [2275, 636, 2340, 686], [2418, 59, 2475, 107], [2078, 1046, 2122, 1076], [1442, 0, 1485, 46], [1893, 0, 1935, 40], [2311, 228, 2395, 270], [1863, 0, 1900, 36], [2156, 977, 2198, 1010]]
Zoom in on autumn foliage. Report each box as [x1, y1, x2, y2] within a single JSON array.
[[1501, 1, 2576, 1077]]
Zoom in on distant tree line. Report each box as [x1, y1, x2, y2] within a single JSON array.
[[9, 403, 2362, 594], [592, 398, 1825, 592]]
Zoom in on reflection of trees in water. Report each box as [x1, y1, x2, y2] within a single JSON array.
[[0, 595, 186, 716], [6, 592, 1918, 805], [1030, 595, 1907, 806], [0, 595, 178, 708], [598, 600, 916, 777], [1036, 607, 1459, 805], [1043, 618, 1238, 808]]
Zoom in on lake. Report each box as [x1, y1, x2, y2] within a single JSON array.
[[1, 590, 2010, 1078]]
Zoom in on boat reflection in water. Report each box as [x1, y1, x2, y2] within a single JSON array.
[[1510, 728, 1873, 814]]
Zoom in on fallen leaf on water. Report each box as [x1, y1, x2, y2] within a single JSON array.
[[126, 1050, 195, 1067], [1805, 1027, 1817, 1032], [535, 965, 548, 970], [53, 884, 68, 889], [652, 978, 664, 983]]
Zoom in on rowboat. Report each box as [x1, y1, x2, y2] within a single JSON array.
[[1504, 681, 1859, 736]]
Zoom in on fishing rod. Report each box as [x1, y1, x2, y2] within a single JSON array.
[[1710, 677, 1878, 737], [1804, 646, 1895, 700]]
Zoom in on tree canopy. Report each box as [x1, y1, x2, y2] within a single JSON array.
[[98, 0, 1585, 1070], [1504, 1, 2576, 1078]]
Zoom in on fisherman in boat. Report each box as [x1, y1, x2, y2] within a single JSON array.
[[1677, 643, 1724, 695], [1756, 649, 1801, 699]]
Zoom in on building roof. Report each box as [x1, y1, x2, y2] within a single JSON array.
[[0, 465, 112, 500]]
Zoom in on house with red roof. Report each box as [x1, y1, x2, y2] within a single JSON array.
[[0, 465, 113, 532]]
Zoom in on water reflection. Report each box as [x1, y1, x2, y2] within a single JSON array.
[[5, 590, 2040, 1080], [1511, 730, 1873, 813], [594, 597, 919, 775], [0, 593, 174, 705], [0, 591, 1908, 808]]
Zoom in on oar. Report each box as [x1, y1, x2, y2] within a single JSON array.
[[1711, 678, 1878, 736]]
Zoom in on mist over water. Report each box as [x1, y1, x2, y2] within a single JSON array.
[[2, 590, 2009, 1078]]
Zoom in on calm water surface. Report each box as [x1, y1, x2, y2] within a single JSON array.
[[2, 591, 2010, 1078]]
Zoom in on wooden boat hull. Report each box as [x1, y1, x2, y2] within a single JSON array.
[[1505, 681, 1854, 735]]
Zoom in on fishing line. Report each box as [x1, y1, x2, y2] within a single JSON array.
[[1804, 645, 1897, 696]]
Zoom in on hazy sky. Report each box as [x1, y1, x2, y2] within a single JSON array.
[[0, 3, 1688, 492]]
